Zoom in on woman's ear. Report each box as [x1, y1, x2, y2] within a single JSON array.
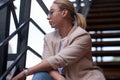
[[61, 9, 68, 17]]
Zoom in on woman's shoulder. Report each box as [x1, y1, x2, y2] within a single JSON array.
[[68, 26, 92, 44], [71, 26, 90, 37], [44, 30, 60, 40], [67, 26, 91, 42]]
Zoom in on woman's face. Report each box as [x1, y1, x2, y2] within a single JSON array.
[[47, 3, 64, 28]]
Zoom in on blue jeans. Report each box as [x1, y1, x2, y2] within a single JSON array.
[[32, 72, 54, 80]]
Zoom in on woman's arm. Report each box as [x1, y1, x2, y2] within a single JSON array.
[[12, 60, 52, 80], [49, 70, 66, 80]]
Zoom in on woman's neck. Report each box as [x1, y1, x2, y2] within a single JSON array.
[[58, 24, 73, 38]]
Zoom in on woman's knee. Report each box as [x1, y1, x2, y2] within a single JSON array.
[[32, 72, 53, 80]]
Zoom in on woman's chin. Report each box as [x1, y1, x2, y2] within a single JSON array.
[[50, 25, 55, 28]]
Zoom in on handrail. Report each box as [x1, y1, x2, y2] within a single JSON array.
[[0, 18, 45, 79], [28, 46, 42, 59], [0, 47, 28, 80], [36, 0, 49, 15], [0, 0, 47, 79], [0, 46, 42, 80], [0, 19, 30, 47], [0, 18, 46, 47], [30, 19, 46, 35], [0, 0, 14, 9]]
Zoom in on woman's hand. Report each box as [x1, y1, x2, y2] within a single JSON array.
[[12, 71, 26, 80], [12, 60, 55, 80], [57, 77, 66, 80]]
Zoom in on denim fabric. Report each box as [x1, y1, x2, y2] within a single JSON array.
[[32, 72, 54, 80]]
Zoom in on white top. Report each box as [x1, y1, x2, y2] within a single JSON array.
[[58, 37, 66, 74]]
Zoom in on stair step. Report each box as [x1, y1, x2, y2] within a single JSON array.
[[92, 41, 120, 47], [86, 24, 120, 31], [96, 61, 120, 68], [92, 0, 120, 4], [95, 61, 120, 80], [92, 50, 120, 56], [88, 0, 120, 79], [90, 32, 120, 38], [89, 7, 120, 13], [87, 18, 120, 24], [91, 3, 120, 8], [87, 12, 120, 19], [104, 69, 120, 80]]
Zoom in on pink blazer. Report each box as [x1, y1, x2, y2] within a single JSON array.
[[42, 26, 105, 80]]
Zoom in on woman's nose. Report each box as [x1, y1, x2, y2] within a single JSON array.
[[47, 14, 50, 20]]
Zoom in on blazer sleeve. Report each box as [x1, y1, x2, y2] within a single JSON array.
[[42, 38, 53, 59], [47, 33, 92, 69]]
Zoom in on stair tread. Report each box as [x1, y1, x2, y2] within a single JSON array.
[[92, 0, 120, 4], [92, 50, 120, 56], [104, 70, 120, 78], [92, 41, 120, 46], [90, 32, 120, 38], [95, 62, 120, 71], [87, 18, 120, 24], [89, 7, 120, 13], [91, 3, 120, 8], [95, 61, 120, 66], [87, 12, 120, 18], [88, 0, 120, 79], [86, 24, 120, 31]]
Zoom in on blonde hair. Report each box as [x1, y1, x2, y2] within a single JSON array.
[[53, 0, 87, 29]]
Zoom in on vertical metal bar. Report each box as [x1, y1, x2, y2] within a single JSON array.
[[76, 0, 81, 12], [0, 3, 11, 78], [81, 0, 92, 18], [10, 3, 19, 28], [15, 0, 31, 75]]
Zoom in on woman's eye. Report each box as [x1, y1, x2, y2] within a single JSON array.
[[50, 11, 53, 15], [48, 11, 54, 16]]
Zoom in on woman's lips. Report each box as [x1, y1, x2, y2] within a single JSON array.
[[49, 21, 52, 25]]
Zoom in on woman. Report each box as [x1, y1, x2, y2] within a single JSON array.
[[12, 0, 105, 80]]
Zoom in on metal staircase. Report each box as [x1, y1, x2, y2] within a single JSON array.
[[86, 0, 120, 80]]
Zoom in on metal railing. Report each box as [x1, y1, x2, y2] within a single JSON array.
[[0, 46, 42, 80], [0, 18, 45, 80], [0, 18, 46, 47], [0, 0, 47, 79]]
